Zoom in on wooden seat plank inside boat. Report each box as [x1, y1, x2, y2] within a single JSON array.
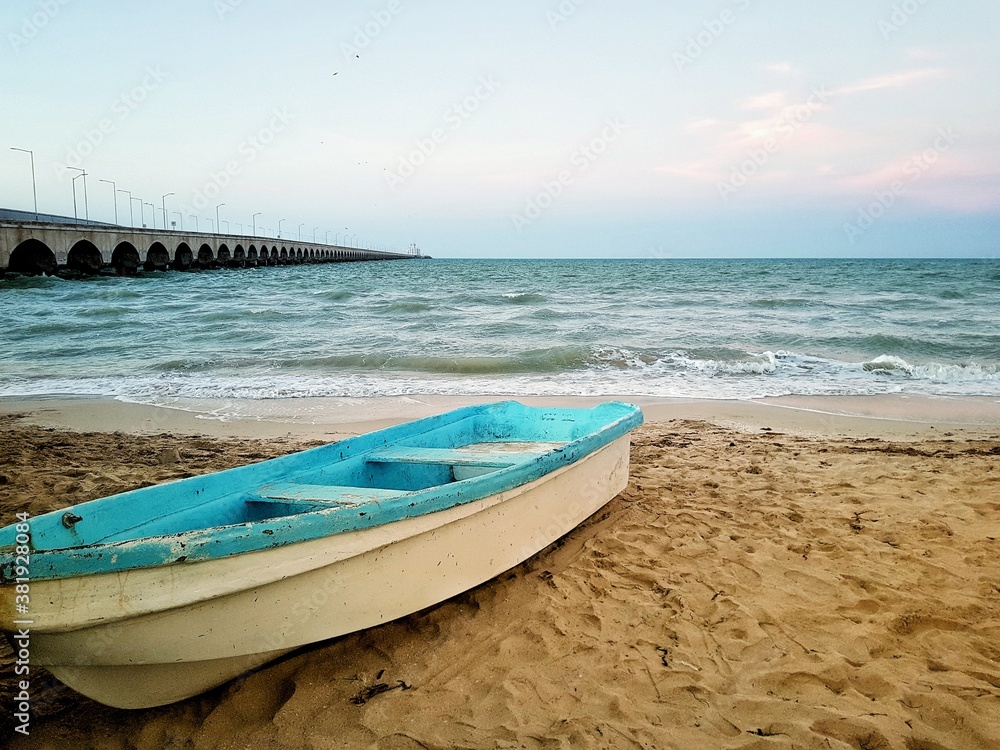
[[255, 482, 408, 505]]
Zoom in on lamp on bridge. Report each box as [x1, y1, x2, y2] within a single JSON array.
[[162, 193, 175, 231], [100, 179, 118, 224], [117, 189, 134, 227], [67, 167, 89, 223], [10, 147, 38, 222]]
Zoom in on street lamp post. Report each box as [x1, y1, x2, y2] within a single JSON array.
[[278, 218, 285, 238], [130, 197, 141, 226], [161, 193, 174, 230], [70, 174, 83, 220], [313, 227, 319, 242], [206, 218, 214, 232], [173, 212, 183, 231], [67, 167, 88, 221], [252, 212, 261, 236], [215, 204, 225, 235], [235, 222, 242, 233], [221, 220, 229, 233], [99, 179, 117, 224], [117, 189, 133, 226], [298, 223, 305, 241], [326, 230, 331, 244], [190, 215, 198, 231], [10, 148, 38, 221]]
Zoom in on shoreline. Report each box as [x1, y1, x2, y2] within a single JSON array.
[[2, 392, 999, 442]]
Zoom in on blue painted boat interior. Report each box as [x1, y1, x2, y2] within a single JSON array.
[[0, 401, 642, 581]]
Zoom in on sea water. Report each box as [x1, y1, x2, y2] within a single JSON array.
[[1, 258, 998, 406]]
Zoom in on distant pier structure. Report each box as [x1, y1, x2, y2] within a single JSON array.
[[0, 214, 422, 277]]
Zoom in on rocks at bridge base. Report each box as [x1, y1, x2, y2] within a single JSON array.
[[55, 267, 89, 281]]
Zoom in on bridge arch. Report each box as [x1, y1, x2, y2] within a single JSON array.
[[8, 239, 57, 275], [280, 247, 288, 262], [197, 244, 214, 268], [145, 242, 170, 272], [217, 244, 231, 266], [112, 242, 142, 276], [247, 245, 258, 265], [67, 239, 103, 274], [173, 243, 193, 270], [233, 244, 246, 267]]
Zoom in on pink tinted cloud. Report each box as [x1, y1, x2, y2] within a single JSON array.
[[831, 68, 945, 96]]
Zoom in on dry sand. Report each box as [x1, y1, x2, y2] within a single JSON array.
[[1, 403, 999, 749]]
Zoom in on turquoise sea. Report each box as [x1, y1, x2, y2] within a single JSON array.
[[1, 259, 999, 405]]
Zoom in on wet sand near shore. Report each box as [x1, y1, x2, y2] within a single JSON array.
[[1, 398, 999, 749]]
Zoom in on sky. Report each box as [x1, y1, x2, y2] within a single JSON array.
[[1, 0, 998, 258]]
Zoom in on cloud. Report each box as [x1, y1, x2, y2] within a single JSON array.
[[652, 67, 962, 205], [831, 68, 944, 96], [762, 62, 796, 75], [742, 91, 789, 110]]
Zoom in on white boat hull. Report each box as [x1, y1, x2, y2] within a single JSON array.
[[25, 435, 631, 708]]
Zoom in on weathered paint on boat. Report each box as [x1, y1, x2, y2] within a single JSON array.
[[0, 401, 642, 708]]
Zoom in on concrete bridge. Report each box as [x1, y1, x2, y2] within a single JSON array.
[[0, 220, 416, 276]]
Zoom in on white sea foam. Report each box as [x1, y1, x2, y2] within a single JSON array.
[[3, 347, 999, 406]]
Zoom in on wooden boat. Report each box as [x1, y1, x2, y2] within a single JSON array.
[[0, 401, 642, 709]]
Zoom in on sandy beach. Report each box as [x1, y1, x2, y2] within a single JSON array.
[[2, 396, 999, 749]]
